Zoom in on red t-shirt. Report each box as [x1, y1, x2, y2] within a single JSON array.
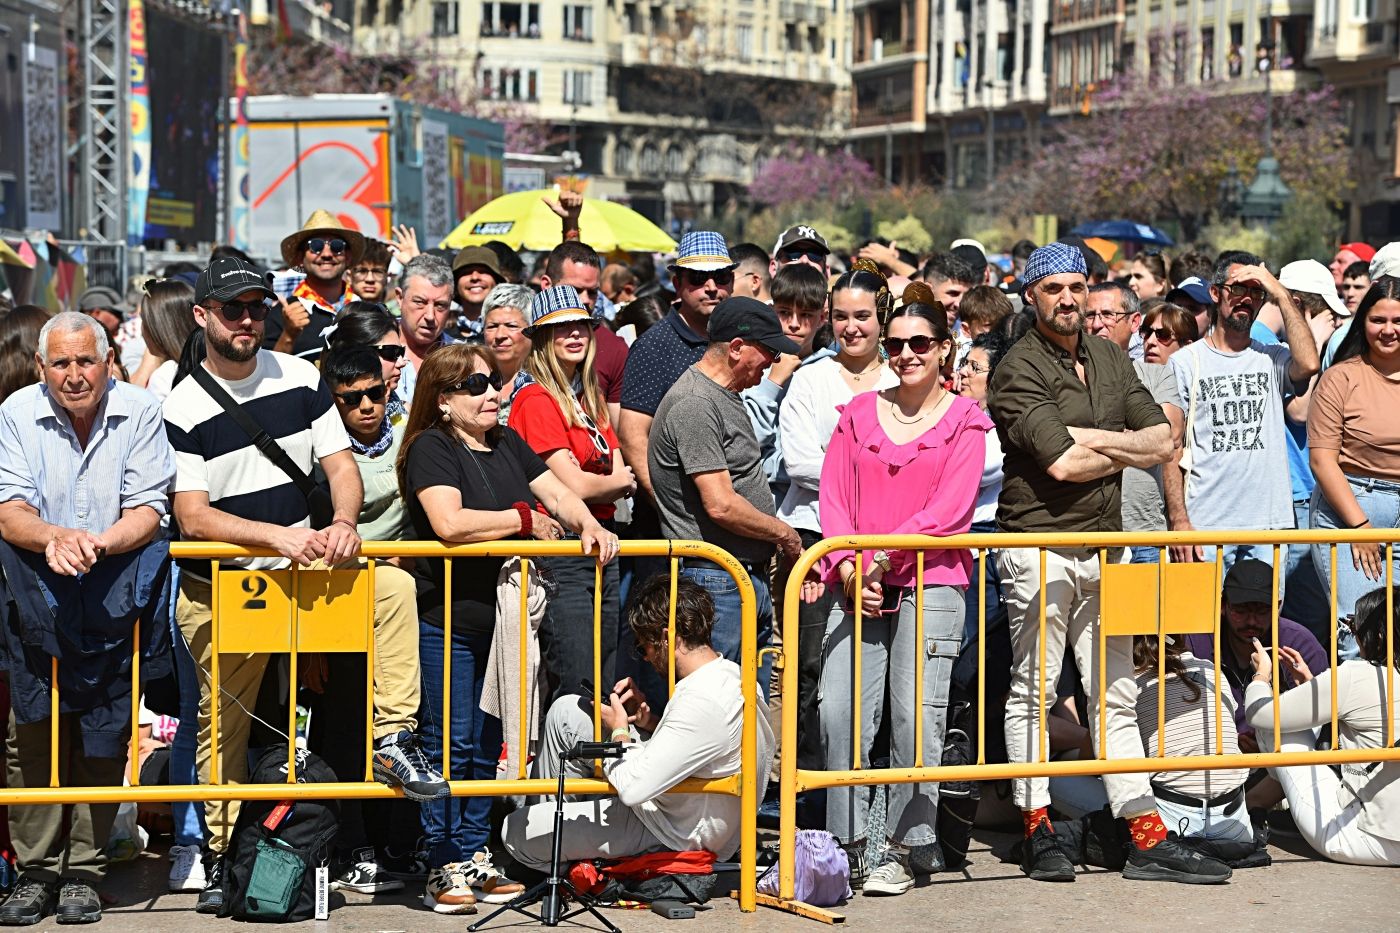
[[507, 382, 622, 520], [593, 325, 629, 404]]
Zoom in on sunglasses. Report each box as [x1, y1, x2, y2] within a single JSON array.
[[681, 268, 735, 288], [1139, 325, 1181, 343], [1222, 283, 1267, 302], [882, 334, 936, 356], [333, 384, 387, 407], [782, 248, 826, 264], [305, 237, 349, 256], [207, 298, 272, 322], [375, 344, 406, 362], [445, 372, 503, 396]]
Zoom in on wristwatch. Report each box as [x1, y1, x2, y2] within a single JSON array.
[[871, 550, 892, 574]]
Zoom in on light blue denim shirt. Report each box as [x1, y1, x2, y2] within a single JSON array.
[[0, 379, 174, 531]]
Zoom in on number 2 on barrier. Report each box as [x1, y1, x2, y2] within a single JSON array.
[[217, 569, 371, 654]]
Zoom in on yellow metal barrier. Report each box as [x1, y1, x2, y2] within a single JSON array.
[[16, 539, 763, 913], [772, 528, 1400, 912]]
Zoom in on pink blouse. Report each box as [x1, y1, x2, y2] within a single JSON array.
[[818, 390, 992, 589]]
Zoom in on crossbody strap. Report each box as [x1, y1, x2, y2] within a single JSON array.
[[191, 365, 318, 499]]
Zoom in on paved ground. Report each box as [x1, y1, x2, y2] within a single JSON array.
[[68, 829, 1400, 932]]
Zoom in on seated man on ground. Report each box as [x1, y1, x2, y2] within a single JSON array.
[[503, 573, 775, 870]]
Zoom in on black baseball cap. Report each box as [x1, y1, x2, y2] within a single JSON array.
[[195, 257, 276, 305], [1222, 559, 1274, 606], [708, 296, 801, 356]]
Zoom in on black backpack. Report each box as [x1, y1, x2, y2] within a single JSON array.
[[220, 747, 341, 923]]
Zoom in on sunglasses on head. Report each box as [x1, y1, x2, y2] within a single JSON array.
[[445, 372, 503, 396], [682, 268, 735, 288], [375, 344, 406, 362], [1139, 325, 1181, 343], [305, 237, 349, 256], [782, 248, 826, 264], [882, 334, 936, 356], [333, 384, 387, 407], [208, 298, 272, 322]]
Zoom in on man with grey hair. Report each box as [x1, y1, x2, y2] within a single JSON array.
[[0, 311, 174, 925], [395, 253, 456, 407], [1085, 281, 1183, 560]]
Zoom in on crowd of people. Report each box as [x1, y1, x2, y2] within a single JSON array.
[[0, 194, 1398, 924]]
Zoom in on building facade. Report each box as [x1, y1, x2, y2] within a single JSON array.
[[357, 0, 853, 227]]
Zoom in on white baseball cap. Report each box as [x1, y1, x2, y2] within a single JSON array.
[[1370, 242, 1400, 280], [1280, 259, 1349, 316]]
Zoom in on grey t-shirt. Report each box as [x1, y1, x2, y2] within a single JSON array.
[[649, 366, 777, 563], [1170, 339, 1297, 531], [1121, 360, 1182, 532]]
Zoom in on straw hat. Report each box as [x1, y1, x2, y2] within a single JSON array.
[[279, 209, 366, 269]]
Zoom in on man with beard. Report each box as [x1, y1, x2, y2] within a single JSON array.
[[1164, 252, 1319, 579], [266, 210, 366, 357], [163, 257, 446, 913], [987, 243, 1213, 885]]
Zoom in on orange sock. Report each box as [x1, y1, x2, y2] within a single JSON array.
[[1128, 811, 1167, 850], [1023, 807, 1050, 837]]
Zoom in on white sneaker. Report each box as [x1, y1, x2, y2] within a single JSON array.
[[169, 843, 207, 893], [423, 863, 478, 914], [460, 850, 526, 904], [863, 850, 914, 896]]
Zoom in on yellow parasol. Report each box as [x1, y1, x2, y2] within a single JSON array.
[[439, 189, 677, 253]]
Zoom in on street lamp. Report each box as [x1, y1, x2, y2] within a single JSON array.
[[1239, 21, 1291, 228], [1218, 159, 1243, 218]]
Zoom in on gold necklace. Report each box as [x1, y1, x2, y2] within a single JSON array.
[[888, 388, 947, 424], [842, 357, 883, 382]]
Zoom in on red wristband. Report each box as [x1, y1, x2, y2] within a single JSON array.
[[512, 501, 533, 537], [562, 227, 581, 241]]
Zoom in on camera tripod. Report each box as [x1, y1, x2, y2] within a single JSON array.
[[469, 740, 625, 932]]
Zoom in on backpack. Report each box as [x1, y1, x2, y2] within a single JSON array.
[[220, 747, 341, 923], [567, 850, 718, 905], [756, 831, 850, 907]]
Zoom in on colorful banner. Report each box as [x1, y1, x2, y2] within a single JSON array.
[[229, 10, 251, 250], [127, 0, 151, 244]]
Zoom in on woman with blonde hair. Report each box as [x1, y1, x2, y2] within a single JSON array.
[[508, 286, 636, 702]]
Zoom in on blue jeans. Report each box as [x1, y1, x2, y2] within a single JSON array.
[[820, 584, 965, 846], [679, 561, 774, 700], [416, 623, 500, 866], [168, 567, 207, 848], [1311, 477, 1400, 661], [1284, 496, 1333, 646], [1130, 546, 1160, 564]]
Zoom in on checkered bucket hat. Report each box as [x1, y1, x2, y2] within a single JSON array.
[[668, 231, 735, 273], [527, 285, 594, 335]]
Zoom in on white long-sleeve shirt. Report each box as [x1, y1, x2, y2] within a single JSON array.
[[1246, 660, 1400, 842], [602, 658, 774, 859], [777, 356, 897, 534]]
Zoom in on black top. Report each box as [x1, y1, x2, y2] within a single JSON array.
[[403, 426, 549, 636]]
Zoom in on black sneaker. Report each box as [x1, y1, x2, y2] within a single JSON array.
[[54, 880, 100, 925], [1020, 823, 1076, 882], [382, 841, 431, 881], [332, 847, 405, 894], [195, 853, 225, 915], [1122, 835, 1232, 885], [841, 842, 869, 890], [0, 877, 54, 926], [374, 731, 450, 802]]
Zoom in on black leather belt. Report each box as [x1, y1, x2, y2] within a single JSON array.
[[1151, 780, 1246, 815], [679, 557, 768, 576]]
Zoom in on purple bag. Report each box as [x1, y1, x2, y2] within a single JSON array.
[[757, 830, 852, 906]]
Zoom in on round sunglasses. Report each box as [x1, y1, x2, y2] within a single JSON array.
[[305, 237, 349, 256], [881, 334, 935, 356]]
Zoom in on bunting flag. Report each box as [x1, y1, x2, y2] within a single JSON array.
[[127, 0, 152, 244], [229, 9, 251, 249]]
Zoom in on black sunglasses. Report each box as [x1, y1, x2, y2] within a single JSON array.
[[682, 268, 734, 288], [207, 298, 272, 322], [782, 248, 826, 264], [375, 344, 406, 362], [305, 237, 349, 256], [333, 384, 387, 407], [1139, 325, 1182, 343], [882, 335, 935, 356], [445, 372, 503, 396]]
